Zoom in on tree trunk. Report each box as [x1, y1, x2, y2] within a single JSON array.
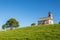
[[10, 27, 13, 30]]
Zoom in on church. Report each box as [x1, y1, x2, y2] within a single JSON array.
[[38, 12, 54, 25]]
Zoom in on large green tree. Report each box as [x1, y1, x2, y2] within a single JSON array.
[[2, 18, 19, 30]]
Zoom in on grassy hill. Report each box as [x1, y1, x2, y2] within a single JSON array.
[[0, 24, 60, 40]]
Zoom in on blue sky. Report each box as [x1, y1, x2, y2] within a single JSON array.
[[0, 0, 60, 29]]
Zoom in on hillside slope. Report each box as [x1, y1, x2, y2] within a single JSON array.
[[0, 24, 60, 40]]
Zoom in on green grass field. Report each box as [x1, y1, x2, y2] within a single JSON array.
[[0, 24, 60, 40]]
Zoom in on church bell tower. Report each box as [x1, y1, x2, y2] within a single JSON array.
[[48, 12, 54, 24]]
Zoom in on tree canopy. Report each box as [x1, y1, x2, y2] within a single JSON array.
[[2, 18, 19, 30], [31, 23, 36, 26], [59, 22, 60, 24]]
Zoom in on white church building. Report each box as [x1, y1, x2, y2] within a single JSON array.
[[38, 12, 54, 25]]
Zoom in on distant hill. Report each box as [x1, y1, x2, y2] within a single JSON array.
[[0, 24, 60, 40]]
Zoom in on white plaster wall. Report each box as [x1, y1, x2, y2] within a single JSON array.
[[48, 20, 54, 24]]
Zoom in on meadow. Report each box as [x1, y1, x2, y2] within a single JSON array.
[[0, 24, 60, 40]]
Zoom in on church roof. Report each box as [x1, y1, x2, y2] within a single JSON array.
[[38, 17, 51, 21]]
